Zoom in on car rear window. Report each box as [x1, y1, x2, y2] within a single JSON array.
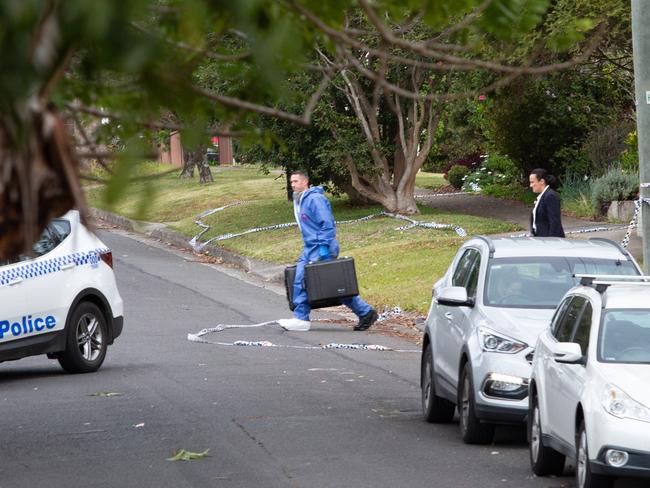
[[484, 257, 638, 309], [0, 219, 71, 267]]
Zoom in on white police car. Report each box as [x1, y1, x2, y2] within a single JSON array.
[[0, 210, 123, 373]]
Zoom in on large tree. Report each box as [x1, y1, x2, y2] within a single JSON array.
[[0, 0, 606, 258]]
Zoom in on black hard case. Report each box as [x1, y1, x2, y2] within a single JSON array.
[[284, 257, 359, 311]]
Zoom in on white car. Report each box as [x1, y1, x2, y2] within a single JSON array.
[[421, 236, 641, 444], [0, 211, 124, 373], [528, 275, 650, 488]]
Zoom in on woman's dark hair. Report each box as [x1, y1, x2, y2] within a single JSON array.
[[530, 168, 558, 189]]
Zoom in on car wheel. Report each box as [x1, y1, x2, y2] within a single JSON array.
[[421, 345, 455, 423], [576, 421, 613, 488], [458, 362, 494, 444], [529, 395, 565, 476], [58, 302, 108, 374]]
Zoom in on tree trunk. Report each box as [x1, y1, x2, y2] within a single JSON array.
[[197, 154, 213, 184], [180, 148, 194, 179], [340, 182, 371, 205]]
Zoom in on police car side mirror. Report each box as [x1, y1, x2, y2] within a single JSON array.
[[437, 286, 473, 307]]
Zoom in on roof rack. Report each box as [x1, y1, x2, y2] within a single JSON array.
[[574, 274, 650, 292], [474, 235, 495, 258]]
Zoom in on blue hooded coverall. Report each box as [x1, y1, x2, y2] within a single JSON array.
[[292, 186, 372, 321]]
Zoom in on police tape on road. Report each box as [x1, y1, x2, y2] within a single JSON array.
[[187, 322, 419, 353], [189, 202, 466, 252]]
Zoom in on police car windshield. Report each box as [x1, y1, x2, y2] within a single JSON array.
[[484, 257, 638, 309], [599, 309, 650, 364]]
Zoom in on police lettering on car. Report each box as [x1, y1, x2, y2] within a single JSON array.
[[0, 314, 57, 339]]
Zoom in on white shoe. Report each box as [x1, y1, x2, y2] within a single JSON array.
[[277, 318, 311, 331]]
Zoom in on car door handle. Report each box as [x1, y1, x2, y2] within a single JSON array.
[[60, 263, 76, 270], [445, 312, 453, 321], [8, 277, 23, 286]]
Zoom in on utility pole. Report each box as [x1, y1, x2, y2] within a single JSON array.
[[632, 0, 650, 272]]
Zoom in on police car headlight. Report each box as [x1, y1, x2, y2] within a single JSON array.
[[602, 384, 650, 423], [478, 327, 527, 354]]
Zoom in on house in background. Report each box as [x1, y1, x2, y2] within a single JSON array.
[[157, 131, 234, 166]]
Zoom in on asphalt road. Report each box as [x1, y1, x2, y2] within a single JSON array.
[[0, 228, 643, 488]]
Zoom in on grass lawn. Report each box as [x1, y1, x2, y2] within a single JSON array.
[[86, 164, 518, 313], [415, 171, 447, 189]]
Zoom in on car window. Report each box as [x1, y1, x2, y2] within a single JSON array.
[[572, 302, 593, 355], [551, 298, 572, 335], [554, 296, 586, 342], [599, 309, 650, 363], [31, 219, 71, 257], [452, 249, 478, 288], [0, 219, 71, 267], [465, 254, 481, 300], [484, 257, 638, 309]]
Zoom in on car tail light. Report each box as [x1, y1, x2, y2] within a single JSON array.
[[100, 250, 113, 268]]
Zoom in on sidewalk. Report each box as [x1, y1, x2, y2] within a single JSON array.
[[414, 189, 642, 261]]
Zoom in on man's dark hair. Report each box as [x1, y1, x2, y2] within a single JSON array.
[[291, 169, 309, 180]]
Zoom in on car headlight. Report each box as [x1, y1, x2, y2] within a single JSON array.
[[478, 327, 527, 354], [602, 384, 650, 423]]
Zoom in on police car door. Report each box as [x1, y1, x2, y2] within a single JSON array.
[[0, 259, 28, 346], [17, 219, 77, 340]]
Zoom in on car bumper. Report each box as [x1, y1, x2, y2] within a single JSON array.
[[587, 410, 650, 476], [472, 350, 532, 424], [591, 447, 650, 478], [110, 315, 124, 343]]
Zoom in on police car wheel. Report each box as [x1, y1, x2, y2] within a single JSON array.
[[58, 302, 108, 374]]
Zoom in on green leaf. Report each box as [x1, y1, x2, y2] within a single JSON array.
[[167, 449, 211, 461]]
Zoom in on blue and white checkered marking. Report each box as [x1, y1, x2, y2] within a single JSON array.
[[0, 247, 110, 286]]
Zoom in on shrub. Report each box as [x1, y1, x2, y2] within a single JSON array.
[[442, 153, 482, 178], [447, 164, 470, 189], [591, 169, 638, 215], [461, 153, 522, 194], [618, 131, 639, 174]]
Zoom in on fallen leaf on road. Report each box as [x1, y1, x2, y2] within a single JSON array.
[[89, 392, 123, 397], [167, 449, 210, 461]]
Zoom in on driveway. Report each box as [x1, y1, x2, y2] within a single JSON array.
[[415, 190, 642, 260]]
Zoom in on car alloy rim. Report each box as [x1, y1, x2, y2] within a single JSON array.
[[530, 405, 541, 463], [423, 360, 432, 409], [76, 313, 103, 361], [577, 430, 587, 488], [461, 374, 469, 432]]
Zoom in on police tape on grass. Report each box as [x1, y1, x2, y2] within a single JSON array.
[[189, 202, 466, 251], [187, 321, 419, 353]]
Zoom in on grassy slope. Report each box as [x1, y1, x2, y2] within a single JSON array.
[[87, 165, 518, 313]]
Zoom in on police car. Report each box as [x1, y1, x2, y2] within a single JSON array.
[[0, 210, 123, 373]]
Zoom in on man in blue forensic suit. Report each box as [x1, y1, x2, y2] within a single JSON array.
[[278, 170, 378, 332]]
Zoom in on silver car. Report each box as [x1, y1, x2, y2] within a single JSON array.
[[420, 236, 641, 444]]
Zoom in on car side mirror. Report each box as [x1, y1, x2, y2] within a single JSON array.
[[551, 342, 585, 365], [436, 286, 473, 307]]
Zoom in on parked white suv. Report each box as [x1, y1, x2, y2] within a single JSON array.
[[529, 275, 650, 488], [0, 211, 124, 373], [421, 236, 641, 444]]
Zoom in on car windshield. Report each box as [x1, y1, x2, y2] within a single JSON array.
[[599, 309, 650, 364], [484, 257, 638, 309]]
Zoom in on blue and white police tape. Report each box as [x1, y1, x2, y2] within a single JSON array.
[[186, 320, 419, 353], [189, 203, 467, 251]]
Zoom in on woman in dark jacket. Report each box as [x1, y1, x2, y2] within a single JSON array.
[[529, 168, 565, 237]]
